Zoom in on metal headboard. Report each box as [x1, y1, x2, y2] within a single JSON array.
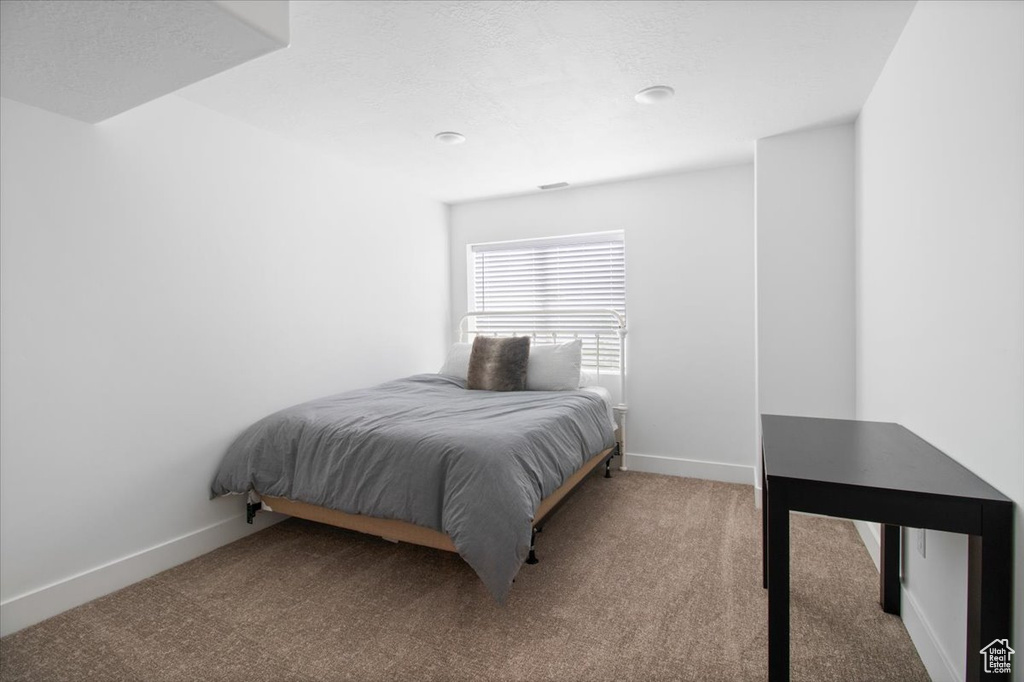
[[457, 308, 629, 468]]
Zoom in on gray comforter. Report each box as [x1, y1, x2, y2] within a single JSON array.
[[210, 374, 615, 602]]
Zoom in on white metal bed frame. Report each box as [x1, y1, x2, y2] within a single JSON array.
[[457, 308, 629, 470]]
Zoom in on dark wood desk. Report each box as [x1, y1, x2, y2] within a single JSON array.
[[761, 415, 1013, 682]]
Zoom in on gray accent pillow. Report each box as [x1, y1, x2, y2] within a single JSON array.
[[467, 336, 531, 391]]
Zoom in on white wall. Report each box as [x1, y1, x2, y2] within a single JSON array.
[[0, 95, 449, 634], [756, 123, 856, 420], [449, 165, 758, 484], [856, 2, 1024, 680]]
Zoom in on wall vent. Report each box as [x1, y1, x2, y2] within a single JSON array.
[[538, 182, 570, 190]]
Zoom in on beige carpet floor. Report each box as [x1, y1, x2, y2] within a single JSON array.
[[0, 472, 929, 681]]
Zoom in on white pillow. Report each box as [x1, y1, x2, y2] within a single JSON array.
[[526, 339, 582, 391], [439, 342, 473, 380]]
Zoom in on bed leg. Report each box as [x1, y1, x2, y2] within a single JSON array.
[[605, 443, 620, 479], [246, 501, 262, 524], [526, 527, 539, 565]]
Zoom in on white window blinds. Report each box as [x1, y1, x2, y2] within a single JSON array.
[[470, 232, 626, 369]]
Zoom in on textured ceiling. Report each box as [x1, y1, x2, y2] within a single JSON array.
[[179, 0, 915, 202], [4, 1, 914, 198], [0, 0, 288, 123]]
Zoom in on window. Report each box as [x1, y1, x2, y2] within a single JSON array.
[[469, 231, 626, 369]]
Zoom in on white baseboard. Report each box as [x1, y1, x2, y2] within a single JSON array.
[[902, 586, 961, 682], [852, 520, 960, 682], [0, 509, 285, 637], [623, 451, 754, 485], [854, 519, 882, 571]]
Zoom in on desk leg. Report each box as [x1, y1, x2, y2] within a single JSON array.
[[768, 480, 790, 682], [762, 447, 768, 589], [879, 524, 901, 615], [966, 502, 1013, 682]]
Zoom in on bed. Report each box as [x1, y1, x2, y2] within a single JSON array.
[[210, 309, 628, 601]]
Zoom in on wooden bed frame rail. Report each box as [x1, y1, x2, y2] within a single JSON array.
[[248, 444, 618, 563]]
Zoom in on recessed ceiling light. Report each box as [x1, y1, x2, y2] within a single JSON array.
[[434, 131, 466, 145], [635, 85, 675, 104]]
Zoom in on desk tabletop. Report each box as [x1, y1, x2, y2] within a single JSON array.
[[761, 415, 1010, 503]]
